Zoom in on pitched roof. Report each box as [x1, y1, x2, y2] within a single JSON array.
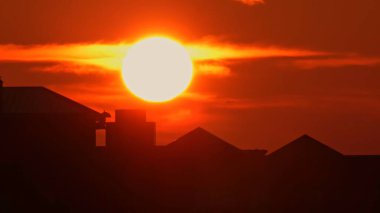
[[268, 135, 342, 159], [167, 127, 240, 154], [1, 87, 100, 116]]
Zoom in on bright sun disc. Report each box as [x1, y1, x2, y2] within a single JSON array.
[[122, 37, 193, 102]]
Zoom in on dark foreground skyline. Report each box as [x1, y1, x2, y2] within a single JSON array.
[[2, 0, 380, 154], [1, 83, 379, 212]]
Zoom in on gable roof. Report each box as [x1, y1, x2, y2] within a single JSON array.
[[1, 87, 100, 117], [268, 135, 343, 160], [167, 127, 241, 154]]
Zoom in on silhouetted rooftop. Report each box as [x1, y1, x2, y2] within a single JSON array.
[[167, 127, 240, 153], [268, 134, 343, 159], [1, 87, 100, 116]]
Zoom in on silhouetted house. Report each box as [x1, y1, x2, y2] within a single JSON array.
[[268, 135, 343, 166], [165, 127, 241, 158], [265, 135, 346, 184], [106, 109, 156, 153], [260, 135, 380, 212], [2, 79, 380, 212], [0, 83, 105, 161], [162, 127, 266, 161]]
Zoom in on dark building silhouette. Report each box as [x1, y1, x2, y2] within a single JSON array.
[[267, 134, 344, 170], [165, 127, 241, 157], [160, 127, 267, 169], [1, 82, 379, 212], [0, 83, 106, 163], [269, 134, 343, 158], [105, 109, 155, 153]]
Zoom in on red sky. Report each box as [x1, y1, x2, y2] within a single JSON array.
[[1, 0, 380, 154]]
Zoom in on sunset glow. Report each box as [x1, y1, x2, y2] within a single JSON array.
[[122, 37, 193, 102], [3, 0, 380, 209], [0, 42, 328, 76]]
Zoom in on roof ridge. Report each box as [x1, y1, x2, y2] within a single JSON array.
[[41, 87, 99, 115], [269, 134, 342, 156], [169, 127, 240, 151], [2, 87, 101, 116]]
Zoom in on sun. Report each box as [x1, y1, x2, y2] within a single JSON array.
[[122, 37, 193, 102]]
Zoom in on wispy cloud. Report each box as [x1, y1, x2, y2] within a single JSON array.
[[179, 92, 305, 110], [235, 0, 265, 6], [293, 56, 380, 69], [31, 63, 116, 74], [195, 62, 232, 77], [186, 43, 325, 61], [0, 43, 129, 71], [0, 41, 327, 76]]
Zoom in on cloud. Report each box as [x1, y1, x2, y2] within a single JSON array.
[[186, 42, 326, 61], [31, 63, 116, 74], [200, 97, 304, 110], [235, 0, 265, 6], [2, 41, 378, 78], [293, 56, 380, 69], [0, 41, 327, 77], [180, 92, 305, 110], [195, 62, 231, 77], [213, 98, 303, 110], [0, 43, 129, 71]]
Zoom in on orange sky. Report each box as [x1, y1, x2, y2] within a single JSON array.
[[1, 0, 380, 154]]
